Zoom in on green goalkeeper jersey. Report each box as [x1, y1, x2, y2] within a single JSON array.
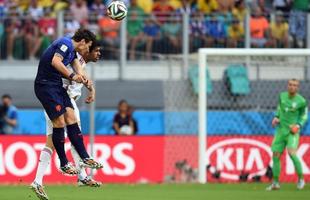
[[275, 92, 308, 135]]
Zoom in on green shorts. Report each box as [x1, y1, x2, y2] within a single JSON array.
[[271, 132, 300, 153]]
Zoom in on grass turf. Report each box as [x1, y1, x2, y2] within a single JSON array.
[[0, 183, 309, 200]]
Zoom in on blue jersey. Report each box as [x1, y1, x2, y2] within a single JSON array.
[[35, 36, 77, 86]]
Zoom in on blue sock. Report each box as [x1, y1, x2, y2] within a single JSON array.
[[67, 123, 89, 159], [52, 128, 68, 167]]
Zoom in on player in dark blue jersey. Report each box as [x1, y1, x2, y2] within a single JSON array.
[[34, 29, 102, 177]]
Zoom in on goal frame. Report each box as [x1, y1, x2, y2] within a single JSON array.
[[198, 48, 310, 184]]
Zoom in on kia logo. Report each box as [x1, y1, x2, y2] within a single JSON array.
[[206, 138, 272, 180]]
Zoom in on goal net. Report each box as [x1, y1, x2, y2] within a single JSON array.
[[197, 49, 310, 183]]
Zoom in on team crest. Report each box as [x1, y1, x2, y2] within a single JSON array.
[[56, 105, 62, 112]]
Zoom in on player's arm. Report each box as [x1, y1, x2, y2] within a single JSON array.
[[83, 69, 96, 104], [71, 58, 84, 75], [297, 100, 308, 127], [52, 53, 85, 83], [290, 100, 308, 134]]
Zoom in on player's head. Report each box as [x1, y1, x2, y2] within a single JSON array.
[[2, 94, 12, 107], [72, 28, 96, 55], [287, 79, 299, 95], [84, 40, 101, 62]]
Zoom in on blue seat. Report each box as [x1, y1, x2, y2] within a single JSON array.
[[225, 65, 250, 95], [188, 65, 212, 95]]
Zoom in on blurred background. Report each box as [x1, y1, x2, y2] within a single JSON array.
[[0, 0, 310, 184]]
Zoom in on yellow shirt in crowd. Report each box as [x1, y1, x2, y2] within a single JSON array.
[[197, 0, 219, 14], [228, 25, 245, 39], [270, 22, 288, 40]]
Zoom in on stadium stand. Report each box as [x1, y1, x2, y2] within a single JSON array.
[[0, 80, 164, 109]]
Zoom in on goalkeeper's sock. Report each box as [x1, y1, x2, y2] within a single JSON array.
[[71, 146, 88, 180], [52, 127, 68, 167], [272, 156, 281, 183], [67, 123, 89, 159], [34, 147, 53, 185], [290, 154, 304, 180]]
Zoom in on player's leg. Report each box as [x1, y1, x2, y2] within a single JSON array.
[[34, 84, 77, 175], [266, 133, 285, 191], [287, 134, 305, 189], [69, 99, 102, 186], [31, 114, 54, 200], [64, 107, 102, 169]]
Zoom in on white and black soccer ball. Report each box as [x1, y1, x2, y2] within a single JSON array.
[[107, 1, 127, 21]]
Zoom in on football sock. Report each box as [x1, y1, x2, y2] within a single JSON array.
[[67, 123, 89, 159], [290, 154, 304, 180], [71, 146, 88, 180], [34, 147, 53, 185], [52, 127, 68, 167], [272, 156, 280, 183]]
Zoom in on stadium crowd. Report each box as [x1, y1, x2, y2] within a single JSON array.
[[0, 0, 309, 60]]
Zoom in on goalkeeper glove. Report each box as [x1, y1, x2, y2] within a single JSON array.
[[290, 124, 300, 134]]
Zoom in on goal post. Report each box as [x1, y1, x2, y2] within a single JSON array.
[[198, 48, 310, 184]]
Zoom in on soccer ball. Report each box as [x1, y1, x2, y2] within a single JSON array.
[[120, 125, 133, 135], [107, 1, 127, 21]]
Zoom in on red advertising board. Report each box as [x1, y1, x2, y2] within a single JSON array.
[[0, 136, 164, 184], [0, 135, 310, 184], [164, 136, 310, 183]]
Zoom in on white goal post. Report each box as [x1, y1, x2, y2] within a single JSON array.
[[198, 48, 310, 184]]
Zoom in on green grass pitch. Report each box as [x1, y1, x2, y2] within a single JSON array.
[[0, 183, 309, 200]]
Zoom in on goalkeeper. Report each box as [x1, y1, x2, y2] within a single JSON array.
[[267, 79, 307, 191]]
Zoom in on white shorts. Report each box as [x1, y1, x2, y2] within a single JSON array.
[[45, 98, 80, 136]]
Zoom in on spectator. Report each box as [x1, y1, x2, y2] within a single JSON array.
[[50, 0, 69, 18], [70, 0, 88, 23], [22, 15, 41, 60], [250, 7, 270, 48], [152, 0, 174, 24], [161, 16, 182, 53], [189, 12, 207, 51], [64, 14, 81, 36], [232, 0, 247, 23], [273, 0, 292, 13], [127, 0, 145, 60], [143, 15, 161, 59], [289, 0, 309, 48], [113, 100, 137, 136], [197, 0, 218, 14], [217, 0, 235, 11], [137, 0, 153, 14], [250, 0, 271, 15], [205, 14, 227, 47], [269, 12, 289, 48], [98, 16, 120, 59], [90, 0, 106, 17], [227, 19, 244, 47], [38, 8, 57, 40], [28, 0, 44, 21], [3, 7, 22, 60], [0, 94, 18, 134]]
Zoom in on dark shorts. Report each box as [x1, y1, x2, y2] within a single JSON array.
[[34, 83, 73, 120]]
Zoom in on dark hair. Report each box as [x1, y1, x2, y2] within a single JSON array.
[[118, 99, 128, 107], [72, 28, 96, 43], [2, 94, 12, 100], [89, 39, 100, 52]]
